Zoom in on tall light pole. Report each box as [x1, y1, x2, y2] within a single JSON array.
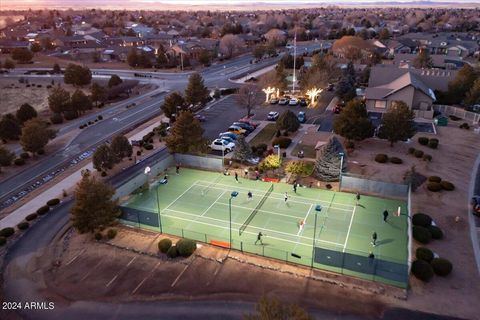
[[274, 144, 280, 161], [311, 204, 322, 267], [338, 152, 345, 190], [292, 32, 297, 94], [229, 191, 239, 248]]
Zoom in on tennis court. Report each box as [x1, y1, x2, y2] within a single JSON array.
[[120, 168, 409, 288]]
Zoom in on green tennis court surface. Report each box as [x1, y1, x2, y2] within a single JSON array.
[[120, 168, 409, 288]]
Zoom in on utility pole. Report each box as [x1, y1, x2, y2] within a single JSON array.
[[292, 31, 297, 94]]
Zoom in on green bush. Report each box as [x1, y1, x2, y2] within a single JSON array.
[[428, 225, 444, 239], [20, 152, 30, 159], [50, 113, 63, 124], [408, 147, 416, 154], [14, 158, 25, 166], [94, 232, 103, 241], [107, 228, 117, 239], [374, 154, 388, 163], [271, 137, 292, 149], [345, 141, 355, 149], [431, 258, 453, 276], [423, 154, 432, 162], [416, 247, 434, 262], [418, 137, 429, 145], [0, 236, 6, 246], [101, 171, 107, 177], [459, 122, 470, 130], [17, 222, 29, 230], [440, 181, 455, 191], [36, 206, 50, 215], [46, 198, 60, 206], [167, 245, 179, 258], [25, 213, 38, 221], [176, 238, 197, 257], [158, 238, 173, 253], [411, 259, 434, 282], [427, 176, 442, 183], [427, 182, 442, 192], [0, 227, 15, 238], [412, 213, 432, 227], [412, 226, 432, 244], [414, 150, 424, 158], [144, 144, 154, 150], [428, 138, 439, 149], [389, 157, 403, 164]]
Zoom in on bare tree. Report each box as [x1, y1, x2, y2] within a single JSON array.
[[235, 84, 264, 118], [219, 34, 244, 58], [264, 28, 286, 46]]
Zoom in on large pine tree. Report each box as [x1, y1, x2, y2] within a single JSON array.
[[333, 99, 374, 142], [184, 72, 209, 106], [166, 111, 207, 154], [233, 135, 253, 163], [314, 136, 346, 182]]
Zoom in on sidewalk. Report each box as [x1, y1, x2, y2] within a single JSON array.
[[285, 124, 318, 158]]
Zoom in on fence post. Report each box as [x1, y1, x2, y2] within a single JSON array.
[[204, 234, 207, 243], [181, 229, 184, 238], [241, 241, 243, 252]]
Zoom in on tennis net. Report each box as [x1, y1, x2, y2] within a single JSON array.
[[239, 184, 274, 235]]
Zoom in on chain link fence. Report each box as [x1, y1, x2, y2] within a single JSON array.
[[340, 174, 409, 200]]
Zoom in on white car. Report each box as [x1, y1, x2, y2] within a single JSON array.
[[267, 111, 279, 121], [289, 98, 299, 106], [210, 139, 235, 152]]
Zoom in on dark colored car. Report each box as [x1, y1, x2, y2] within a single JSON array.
[[232, 122, 254, 133], [472, 196, 480, 216], [299, 98, 308, 107]]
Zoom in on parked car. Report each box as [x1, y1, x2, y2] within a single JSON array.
[[289, 98, 299, 106], [334, 102, 345, 114], [299, 98, 308, 107], [219, 132, 238, 140], [472, 195, 480, 216], [327, 83, 334, 91], [238, 118, 259, 128], [269, 98, 279, 104], [297, 111, 306, 123], [194, 114, 206, 122], [219, 136, 236, 144], [233, 122, 254, 133], [227, 125, 247, 135], [267, 111, 280, 121], [278, 98, 288, 105], [210, 139, 235, 153]]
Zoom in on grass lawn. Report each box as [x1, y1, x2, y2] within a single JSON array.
[[291, 143, 317, 159], [249, 123, 278, 146]]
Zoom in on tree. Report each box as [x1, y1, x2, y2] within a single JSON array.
[[378, 28, 390, 40], [92, 144, 117, 172], [198, 49, 211, 66], [20, 118, 55, 154], [11, 48, 33, 63], [110, 134, 132, 160], [127, 48, 139, 67], [380, 101, 416, 146], [259, 154, 281, 174], [64, 64, 92, 86], [235, 84, 263, 118], [333, 99, 374, 142], [90, 82, 107, 106], [413, 49, 433, 69], [219, 34, 244, 58], [336, 76, 356, 102], [156, 49, 168, 67], [48, 85, 70, 114], [108, 75, 123, 88], [274, 62, 288, 92], [185, 72, 209, 106], [264, 28, 286, 46], [285, 160, 314, 178], [161, 91, 185, 119], [16, 103, 38, 125], [233, 135, 253, 163], [253, 44, 266, 60], [276, 110, 300, 132], [444, 65, 479, 104], [465, 78, 480, 106], [165, 111, 207, 154], [244, 296, 313, 320], [314, 136, 346, 182], [138, 51, 152, 68], [30, 42, 42, 53], [71, 171, 118, 233], [0, 114, 21, 141], [0, 146, 15, 172], [3, 59, 15, 69], [70, 89, 92, 113], [52, 63, 61, 74]]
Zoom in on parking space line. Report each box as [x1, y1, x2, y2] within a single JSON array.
[[206, 265, 222, 287], [131, 261, 161, 295], [171, 263, 190, 288], [106, 256, 136, 288], [66, 248, 86, 266], [80, 259, 104, 281]]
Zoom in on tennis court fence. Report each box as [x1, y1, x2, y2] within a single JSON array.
[[118, 206, 408, 288], [340, 174, 409, 200], [174, 153, 224, 171]]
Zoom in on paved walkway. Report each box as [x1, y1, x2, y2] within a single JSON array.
[[285, 124, 318, 159]]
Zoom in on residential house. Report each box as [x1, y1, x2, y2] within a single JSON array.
[[393, 53, 467, 70], [399, 33, 480, 58], [0, 40, 30, 53]]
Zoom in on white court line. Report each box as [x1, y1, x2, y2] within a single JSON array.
[[298, 204, 314, 236], [162, 181, 199, 212], [343, 205, 356, 253], [201, 191, 226, 217]]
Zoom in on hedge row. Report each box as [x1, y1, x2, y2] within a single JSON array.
[[412, 256, 453, 281], [426, 176, 455, 192]]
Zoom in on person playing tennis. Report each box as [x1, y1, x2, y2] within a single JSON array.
[[298, 219, 305, 232]]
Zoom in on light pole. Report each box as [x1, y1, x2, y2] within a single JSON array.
[[311, 204, 322, 267], [155, 183, 163, 233], [274, 144, 280, 160], [338, 152, 345, 190], [229, 191, 239, 248]]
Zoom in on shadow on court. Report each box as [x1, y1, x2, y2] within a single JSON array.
[[314, 247, 408, 283]]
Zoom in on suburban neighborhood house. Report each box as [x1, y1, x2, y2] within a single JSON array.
[[365, 65, 456, 118]]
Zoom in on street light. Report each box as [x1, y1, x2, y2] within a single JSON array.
[[274, 144, 280, 160], [338, 152, 345, 190], [145, 166, 162, 233], [229, 191, 239, 248], [311, 204, 322, 267]]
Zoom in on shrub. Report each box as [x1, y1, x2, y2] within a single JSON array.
[[176, 238, 197, 257], [25, 213, 38, 221], [107, 228, 117, 239], [423, 154, 432, 162], [46, 198, 60, 206], [389, 157, 403, 164], [20, 152, 30, 159], [345, 141, 355, 149], [408, 147, 416, 154], [0, 227, 15, 238], [37, 149, 45, 155], [144, 144, 154, 150], [14, 158, 25, 166], [98, 115, 103, 120], [158, 238, 172, 253], [412, 213, 432, 227], [428, 138, 439, 149], [374, 154, 388, 163], [416, 247, 434, 263], [36, 205, 50, 215], [17, 222, 29, 230], [412, 226, 432, 244], [0, 237, 6, 246], [101, 171, 107, 177], [418, 137, 429, 145], [414, 150, 424, 158], [411, 259, 434, 282], [64, 110, 79, 120], [459, 122, 470, 130], [440, 181, 455, 191], [136, 150, 142, 156], [428, 225, 444, 239], [427, 176, 441, 183], [50, 112, 63, 124], [427, 182, 442, 192], [271, 137, 292, 149], [167, 245, 179, 258], [431, 258, 453, 276], [94, 232, 103, 241]]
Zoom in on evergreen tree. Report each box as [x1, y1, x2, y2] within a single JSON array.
[[90, 82, 107, 106], [275, 62, 288, 92], [70, 89, 92, 113], [48, 85, 70, 114], [314, 136, 346, 182], [3, 59, 15, 69], [276, 110, 300, 132], [110, 134, 132, 160], [11, 48, 33, 63], [108, 75, 123, 88], [71, 171, 118, 233], [16, 103, 38, 125], [185, 72, 209, 106], [20, 118, 56, 154], [198, 49, 211, 66], [52, 63, 61, 74], [444, 65, 478, 104], [379, 101, 416, 146], [233, 135, 253, 163], [64, 64, 92, 86], [92, 144, 117, 172], [161, 92, 185, 118], [127, 48, 139, 67], [0, 146, 15, 171], [464, 78, 480, 106], [166, 111, 207, 154], [333, 99, 374, 142], [413, 49, 433, 69], [0, 114, 21, 141], [156, 51, 168, 67]]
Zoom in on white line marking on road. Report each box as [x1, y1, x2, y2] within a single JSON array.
[[171, 264, 190, 288]]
